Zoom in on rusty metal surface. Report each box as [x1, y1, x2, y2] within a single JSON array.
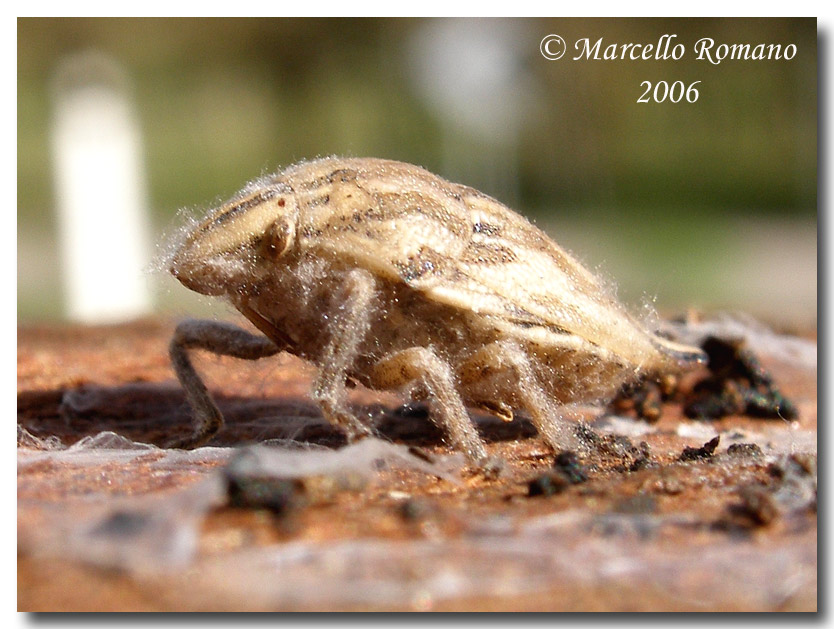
[[17, 318, 817, 611]]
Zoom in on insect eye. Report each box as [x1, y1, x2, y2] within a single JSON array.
[[260, 217, 295, 260]]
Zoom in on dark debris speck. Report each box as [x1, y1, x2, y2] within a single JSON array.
[[575, 423, 653, 472], [727, 452, 817, 528], [225, 473, 298, 515], [527, 471, 572, 497], [727, 442, 763, 459], [398, 498, 429, 521], [527, 449, 590, 497], [684, 336, 798, 421], [223, 450, 300, 515], [89, 510, 152, 538], [610, 333, 799, 424], [679, 435, 720, 461], [554, 450, 589, 484], [735, 485, 780, 525]]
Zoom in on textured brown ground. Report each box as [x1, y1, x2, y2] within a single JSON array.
[[17, 318, 817, 611]]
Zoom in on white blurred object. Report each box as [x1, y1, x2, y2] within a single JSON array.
[[407, 18, 534, 201], [50, 52, 153, 323], [408, 18, 530, 142]]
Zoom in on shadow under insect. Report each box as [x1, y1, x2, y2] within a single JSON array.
[[17, 382, 538, 450]]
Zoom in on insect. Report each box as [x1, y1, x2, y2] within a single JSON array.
[[165, 157, 705, 469]]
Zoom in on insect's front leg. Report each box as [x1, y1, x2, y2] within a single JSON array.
[[458, 341, 581, 454], [169, 320, 281, 448], [311, 269, 376, 441]]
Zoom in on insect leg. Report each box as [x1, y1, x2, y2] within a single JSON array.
[[311, 269, 376, 440], [371, 347, 493, 467], [169, 319, 280, 448], [459, 341, 580, 453]]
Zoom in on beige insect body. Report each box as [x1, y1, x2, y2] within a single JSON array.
[[167, 157, 704, 467]]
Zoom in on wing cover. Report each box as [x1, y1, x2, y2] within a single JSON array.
[[286, 158, 659, 366]]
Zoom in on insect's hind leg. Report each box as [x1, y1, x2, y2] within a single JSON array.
[[169, 320, 281, 448], [458, 341, 581, 454], [371, 347, 498, 471]]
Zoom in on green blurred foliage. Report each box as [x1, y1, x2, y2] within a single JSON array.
[[17, 18, 816, 323], [19, 17, 815, 224]]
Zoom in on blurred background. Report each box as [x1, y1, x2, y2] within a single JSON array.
[[17, 17, 817, 330]]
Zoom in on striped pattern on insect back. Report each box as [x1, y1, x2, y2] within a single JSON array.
[[271, 157, 663, 366]]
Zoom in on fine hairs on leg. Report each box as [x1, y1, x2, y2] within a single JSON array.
[[311, 269, 376, 440], [168, 320, 280, 448]]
